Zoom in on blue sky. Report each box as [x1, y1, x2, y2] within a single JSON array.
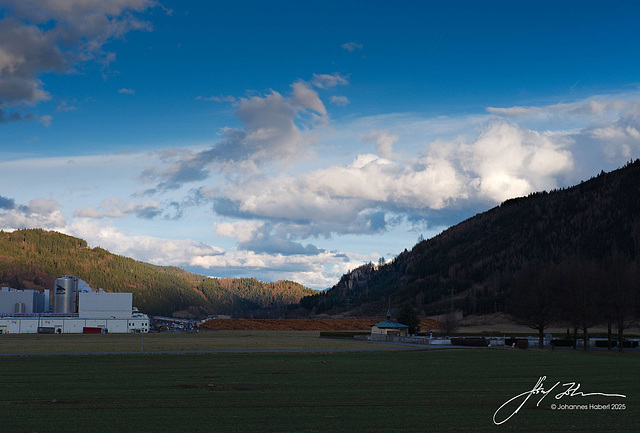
[[2, 1, 640, 289]]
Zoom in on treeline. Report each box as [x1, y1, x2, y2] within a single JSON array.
[[301, 160, 640, 339], [507, 251, 639, 350], [0, 229, 313, 317]]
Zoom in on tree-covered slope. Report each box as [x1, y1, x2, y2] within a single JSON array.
[[302, 160, 640, 318], [0, 229, 313, 317]]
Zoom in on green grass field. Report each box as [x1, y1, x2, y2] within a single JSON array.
[[0, 331, 402, 354], [0, 333, 638, 432]]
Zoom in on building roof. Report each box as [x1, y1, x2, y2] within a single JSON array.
[[372, 320, 409, 329]]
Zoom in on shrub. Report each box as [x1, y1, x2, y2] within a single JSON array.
[[319, 331, 370, 339], [595, 340, 617, 348], [450, 338, 489, 347], [550, 339, 573, 347]]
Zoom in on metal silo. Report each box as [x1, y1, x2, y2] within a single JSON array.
[[53, 276, 78, 314]]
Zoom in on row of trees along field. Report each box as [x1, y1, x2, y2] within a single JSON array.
[[507, 250, 639, 351], [0, 228, 313, 317]]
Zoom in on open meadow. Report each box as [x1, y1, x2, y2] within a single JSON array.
[[0, 332, 638, 432], [0, 331, 399, 355]]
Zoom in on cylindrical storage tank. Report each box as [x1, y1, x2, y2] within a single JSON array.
[[53, 276, 77, 314], [15, 302, 26, 313]]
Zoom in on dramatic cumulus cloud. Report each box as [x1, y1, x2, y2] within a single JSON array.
[[0, 0, 158, 117], [201, 114, 579, 245], [487, 95, 640, 175], [206, 151, 466, 242], [0, 197, 66, 230], [5, 85, 640, 289], [460, 120, 574, 202], [584, 103, 640, 160]]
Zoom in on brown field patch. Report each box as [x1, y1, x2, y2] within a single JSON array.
[[198, 318, 441, 331]]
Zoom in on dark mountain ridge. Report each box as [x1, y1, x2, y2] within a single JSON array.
[[301, 160, 640, 324]]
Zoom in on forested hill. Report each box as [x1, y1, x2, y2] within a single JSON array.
[[301, 160, 640, 318], [0, 229, 313, 317]]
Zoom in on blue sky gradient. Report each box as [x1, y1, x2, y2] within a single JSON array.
[[2, 1, 640, 288]]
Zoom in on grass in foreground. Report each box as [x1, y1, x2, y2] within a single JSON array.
[[0, 331, 411, 354], [0, 348, 638, 432]]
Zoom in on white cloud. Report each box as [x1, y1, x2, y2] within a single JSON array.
[[486, 95, 640, 170], [149, 79, 328, 190], [0, 0, 158, 109], [6, 85, 640, 289], [215, 220, 264, 243], [0, 198, 66, 230], [196, 95, 236, 103], [460, 120, 574, 201], [118, 88, 135, 95], [234, 88, 318, 160], [67, 219, 225, 267], [188, 248, 369, 289], [203, 112, 582, 241], [291, 81, 327, 117], [74, 198, 162, 219], [486, 106, 542, 117], [3, 0, 156, 51], [361, 130, 399, 159], [208, 151, 467, 240], [0, 19, 62, 105], [64, 217, 363, 289], [311, 73, 348, 89], [330, 95, 350, 106], [487, 96, 639, 123]]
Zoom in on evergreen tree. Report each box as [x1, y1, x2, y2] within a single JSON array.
[[397, 302, 420, 334]]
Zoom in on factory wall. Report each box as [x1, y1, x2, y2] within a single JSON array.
[[0, 277, 148, 334], [78, 291, 133, 319], [0, 317, 149, 334], [0, 288, 46, 314]]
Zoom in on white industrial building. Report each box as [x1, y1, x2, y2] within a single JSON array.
[[0, 276, 148, 334], [0, 286, 48, 314]]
